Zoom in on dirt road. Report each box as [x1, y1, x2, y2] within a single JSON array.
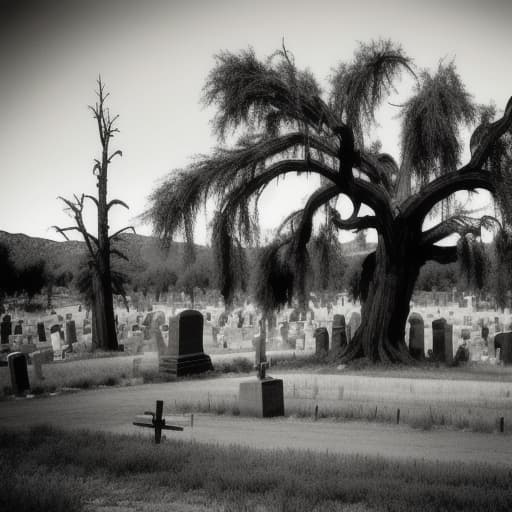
[[1, 376, 512, 467]]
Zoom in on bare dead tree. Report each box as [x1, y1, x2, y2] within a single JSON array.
[[54, 78, 134, 350]]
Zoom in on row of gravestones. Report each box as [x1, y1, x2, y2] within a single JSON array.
[[313, 312, 362, 355], [409, 315, 512, 364]]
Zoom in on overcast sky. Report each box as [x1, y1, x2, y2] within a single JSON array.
[[1, 0, 511, 245]]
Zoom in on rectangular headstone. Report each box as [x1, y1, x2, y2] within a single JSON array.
[[7, 352, 30, 395]]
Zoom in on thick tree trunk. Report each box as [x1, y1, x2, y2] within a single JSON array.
[[91, 264, 118, 351], [340, 235, 420, 364]]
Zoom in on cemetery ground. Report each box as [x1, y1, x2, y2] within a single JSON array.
[[3, 364, 512, 510], [3, 304, 512, 509]]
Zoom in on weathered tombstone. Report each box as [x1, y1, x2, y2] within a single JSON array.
[[331, 314, 347, 353], [1, 315, 12, 344], [7, 352, 30, 395], [432, 318, 453, 364], [14, 321, 23, 335], [65, 313, 72, 321], [482, 325, 489, 343], [461, 328, 471, 341], [31, 351, 44, 380], [36, 322, 47, 342], [50, 324, 62, 351], [314, 327, 329, 355], [65, 320, 77, 350], [158, 310, 213, 376], [493, 332, 512, 365], [408, 313, 424, 360]]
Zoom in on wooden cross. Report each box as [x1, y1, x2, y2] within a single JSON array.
[[133, 400, 184, 443]]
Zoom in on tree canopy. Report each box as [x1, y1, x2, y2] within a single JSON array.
[[146, 39, 512, 363]]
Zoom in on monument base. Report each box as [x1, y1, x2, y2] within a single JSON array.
[[159, 352, 213, 377], [239, 378, 284, 418]]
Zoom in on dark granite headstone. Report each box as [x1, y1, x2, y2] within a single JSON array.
[[432, 318, 453, 364], [494, 332, 512, 365], [1, 317, 12, 344], [158, 309, 213, 377], [314, 327, 329, 355], [408, 313, 424, 360], [37, 322, 46, 342], [331, 314, 347, 353], [65, 320, 77, 349], [14, 322, 22, 335], [7, 352, 30, 395]]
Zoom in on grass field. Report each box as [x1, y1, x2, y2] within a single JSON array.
[[2, 352, 512, 433], [2, 425, 512, 512]]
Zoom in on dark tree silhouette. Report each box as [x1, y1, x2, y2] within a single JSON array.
[[54, 78, 134, 350], [147, 40, 512, 363]]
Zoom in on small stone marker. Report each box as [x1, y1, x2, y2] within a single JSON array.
[[408, 313, 424, 360], [7, 352, 30, 395], [133, 400, 184, 444]]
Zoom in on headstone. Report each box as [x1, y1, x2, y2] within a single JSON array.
[[408, 313, 424, 360], [7, 352, 30, 395], [205, 312, 211, 322], [50, 324, 62, 351], [1, 315, 12, 344], [461, 328, 471, 341], [331, 314, 347, 353], [65, 320, 77, 349], [482, 325, 489, 343], [493, 332, 512, 365], [37, 322, 47, 342], [432, 318, 453, 364], [14, 321, 23, 335], [31, 351, 44, 380], [314, 327, 329, 355], [65, 313, 72, 321], [158, 310, 213, 376]]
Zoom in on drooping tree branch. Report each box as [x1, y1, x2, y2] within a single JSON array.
[[420, 215, 483, 246], [402, 96, 512, 223]]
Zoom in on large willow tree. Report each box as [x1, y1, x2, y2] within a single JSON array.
[[147, 40, 512, 363]]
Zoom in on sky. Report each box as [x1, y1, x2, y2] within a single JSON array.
[[1, 0, 511, 246]]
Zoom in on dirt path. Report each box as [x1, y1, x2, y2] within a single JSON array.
[[2, 376, 512, 467]]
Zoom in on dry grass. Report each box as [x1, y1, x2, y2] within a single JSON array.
[[2, 425, 512, 512]]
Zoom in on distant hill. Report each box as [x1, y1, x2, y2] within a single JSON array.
[[0, 229, 373, 279]]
